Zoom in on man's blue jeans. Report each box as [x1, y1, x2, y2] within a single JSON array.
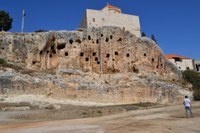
[[185, 106, 193, 118]]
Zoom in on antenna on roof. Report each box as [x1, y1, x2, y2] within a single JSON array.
[[21, 9, 26, 33]]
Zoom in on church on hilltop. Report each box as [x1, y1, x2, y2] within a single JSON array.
[[80, 4, 141, 37]]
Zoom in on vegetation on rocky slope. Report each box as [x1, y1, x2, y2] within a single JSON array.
[[183, 70, 200, 100], [0, 58, 6, 64]]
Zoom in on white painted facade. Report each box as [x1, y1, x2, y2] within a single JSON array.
[[80, 5, 141, 37], [168, 58, 194, 71]]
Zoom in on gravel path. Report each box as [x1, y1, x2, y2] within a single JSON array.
[[0, 102, 200, 133]]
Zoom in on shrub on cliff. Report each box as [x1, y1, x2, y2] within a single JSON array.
[[0, 58, 6, 64], [183, 70, 200, 100]]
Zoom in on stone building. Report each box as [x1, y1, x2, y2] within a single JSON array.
[[80, 4, 141, 37], [165, 54, 194, 71]]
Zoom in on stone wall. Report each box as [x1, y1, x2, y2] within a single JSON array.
[[80, 9, 141, 37]]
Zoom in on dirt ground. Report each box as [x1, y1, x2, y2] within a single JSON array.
[[0, 102, 200, 133]]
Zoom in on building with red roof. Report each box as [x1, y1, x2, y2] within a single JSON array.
[[101, 3, 122, 13], [165, 54, 191, 60], [165, 54, 194, 71]]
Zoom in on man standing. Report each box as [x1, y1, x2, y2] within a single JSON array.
[[183, 96, 193, 118]]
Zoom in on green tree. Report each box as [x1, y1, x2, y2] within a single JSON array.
[[0, 10, 13, 31], [141, 32, 146, 37], [183, 70, 200, 100], [151, 34, 157, 44]]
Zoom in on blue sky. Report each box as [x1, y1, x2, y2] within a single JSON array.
[[1, 0, 200, 59]]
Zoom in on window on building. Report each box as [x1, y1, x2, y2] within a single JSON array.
[[186, 67, 190, 70], [93, 18, 95, 22], [174, 58, 182, 62], [123, 27, 125, 31]]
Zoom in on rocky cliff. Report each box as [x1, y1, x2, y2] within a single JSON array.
[[0, 27, 191, 105]]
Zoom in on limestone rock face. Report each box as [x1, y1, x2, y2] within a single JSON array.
[[0, 27, 190, 105], [0, 27, 181, 78]]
